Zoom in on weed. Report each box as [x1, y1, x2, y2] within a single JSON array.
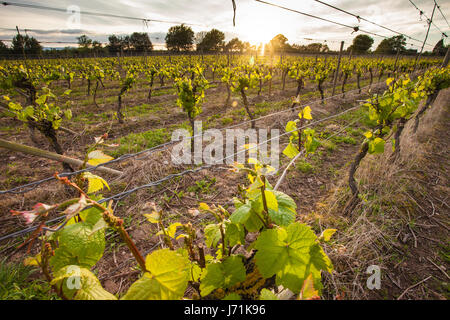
[[0, 260, 58, 300], [111, 128, 169, 157], [221, 117, 233, 126], [296, 160, 315, 173]]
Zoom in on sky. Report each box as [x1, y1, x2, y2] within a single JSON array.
[[0, 0, 448, 51]]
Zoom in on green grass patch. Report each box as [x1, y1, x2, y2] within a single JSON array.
[[0, 260, 58, 300], [152, 88, 176, 97], [111, 128, 169, 157], [295, 160, 315, 173], [321, 140, 337, 152], [221, 117, 234, 126], [331, 135, 357, 145], [187, 177, 217, 195], [254, 100, 288, 116], [125, 103, 164, 118], [231, 107, 247, 118], [345, 127, 363, 137]]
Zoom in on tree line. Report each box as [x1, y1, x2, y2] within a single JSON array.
[[0, 24, 447, 58]]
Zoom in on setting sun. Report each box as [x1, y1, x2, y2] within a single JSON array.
[[231, 3, 286, 46]]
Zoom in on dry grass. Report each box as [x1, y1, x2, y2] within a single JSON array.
[[317, 88, 450, 300]]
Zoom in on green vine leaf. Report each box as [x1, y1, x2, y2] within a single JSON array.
[[199, 255, 246, 296], [87, 150, 114, 166], [82, 172, 110, 194], [157, 222, 182, 239], [368, 137, 385, 154], [254, 223, 330, 293], [51, 266, 117, 300], [204, 223, 221, 248], [223, 293, 241, 300], [230, 202, 252, 224], [319, 229, 337, 242], [267, 191, 297, 226], [298, 273, 320, 300], [259, 288, 278, 300], [224, 221, 245, 247], [50, 221, 105, 272], [121, 249, 189, 300], [264, 190, 278, 212], [283, 142, 299, 159]]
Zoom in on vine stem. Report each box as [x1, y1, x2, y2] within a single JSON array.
[[240, 89, 256, 129], [197, 244, 206, 268], [348, 142, 369, 197], [297, 117, 305, 151], [90, 201, 147, 272], [252, 204, 269, 229], [158, 221, 174, 250], [40, 241, 69, 300], [259, 175, 271, 226], [219, 223, 227, 257], [117, 226, 147, 271]]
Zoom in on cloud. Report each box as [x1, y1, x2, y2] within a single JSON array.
[[0, 0, 447, 50]]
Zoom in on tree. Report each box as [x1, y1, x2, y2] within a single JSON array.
[[77, 35, 92, 49], [129, 32, 153, 52], [291, 43, 328, 53], [242, 41, 251, 53], [165, 24, 195, 52], [432, 39, 448, 56], [92, 41, 104, 55], [269, 34, 289, 53], [92, 41, 102, 49], [196, 29, 225, 52], [120, 35, 131, 52], [375, 35, 407, 54], [0, 41, 9, 56], [348, 35, 374, 54], [306, 43, 329, 53], [107, 35, 122, 54], [27, 37, 41, 55], [11, 34, 42, 55], [195, 31, 208, 46], [225, 38, 244, 53]]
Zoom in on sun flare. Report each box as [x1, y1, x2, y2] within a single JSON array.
[[234, 7, 285, 46]]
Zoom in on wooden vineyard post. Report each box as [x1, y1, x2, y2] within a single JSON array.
[[393, 47, 401, 79], [414, 2, 436, 71], [442, 47, 450, 68], [0, 139, 122, 176], [348, 46, 353, 62], [332, 41, 344, 96]]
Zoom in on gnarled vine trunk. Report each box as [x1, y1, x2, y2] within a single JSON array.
[[342, 74, 348, 97], [348, 142, 369, 198], [318, 81, 325, 103], [148, 75, 154, 101], [225, 84, 231, 108], [357, 74, 361, 94], [117, 94, 124, 124], [240, 89, 255, 129]]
